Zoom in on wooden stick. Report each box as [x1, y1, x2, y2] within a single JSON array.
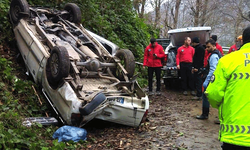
[[32, 85, 49, 117]]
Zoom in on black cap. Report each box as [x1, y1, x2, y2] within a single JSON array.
[[150, 38, 156, 44], [192, 37, 200, 43], [210, 35, 217, 42], [243, 26, 250, 44]]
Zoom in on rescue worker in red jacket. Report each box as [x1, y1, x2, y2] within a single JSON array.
[[176, 37, 196, 96], [204, 35, 224, 67], [228, 35, 243, 54], [143, 38, 165, 96]]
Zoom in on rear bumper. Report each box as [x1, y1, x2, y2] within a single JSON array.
[[95, 96, 149, 127], [162, 66, 179, 79]]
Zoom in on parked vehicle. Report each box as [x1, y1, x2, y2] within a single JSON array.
[[156, 38, 170, 50], [162, 27, 211, 88], [9, 0, 149, 127], [222, 46, 230, 54]]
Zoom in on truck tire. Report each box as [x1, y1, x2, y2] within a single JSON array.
[[46, 46, 70, 89], [10, 0, 30, 25], [64, 3, 81, 24], [114, 49, 135, 80]]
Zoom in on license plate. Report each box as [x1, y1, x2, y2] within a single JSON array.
[[108, 97, 124, 104]]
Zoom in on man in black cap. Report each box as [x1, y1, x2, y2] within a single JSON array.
[[210, 35, 224, 56], [143, 38, 166, 96], [191, 37, 205, 100]]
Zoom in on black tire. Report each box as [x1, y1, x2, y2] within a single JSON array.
[[46, 46, 70, 89], [10, 0, 30, 25], [164, 78, 169, 89], [114, 49, 135, 80], [64, 3, 81, 24], [79, 92, 106, 116]]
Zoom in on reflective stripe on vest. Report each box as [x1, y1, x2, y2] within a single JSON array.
[[220, 124, 250, 134], [232, 73, 250, 80]]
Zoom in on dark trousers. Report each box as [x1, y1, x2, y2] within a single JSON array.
[[180, 62, 194, 91], [222, 143, 250, 150], [148, 67, 161, 92], [202, 87, 210, 109], [194, 72, 202, 97]]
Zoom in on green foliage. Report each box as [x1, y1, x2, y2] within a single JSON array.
[[0, 0, 12, 44], [0, 57, 14, 83], [0, 58, 90, 149], [0, 58, 50, 149]]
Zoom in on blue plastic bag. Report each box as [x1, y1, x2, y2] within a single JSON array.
[[53, 125, 87, 142]]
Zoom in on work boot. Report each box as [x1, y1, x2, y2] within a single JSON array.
[[148, 91, 154, 96], [156, 91, 161, 96], [196, 114, 208, 119], [196, 107, 209, 120], [214, 119, 220, 124], [191, 91, 196, 96], [183, 91, 188, 96], [192, 96, 202, 100]]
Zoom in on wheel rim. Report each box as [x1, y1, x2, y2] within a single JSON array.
[[13, 5, 21, 20], [50, 53, 59, 77]]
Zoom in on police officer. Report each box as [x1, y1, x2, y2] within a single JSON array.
[[205, 26, 250, 149], [196, 39, 222, 120], [204, 35, 224, 67]]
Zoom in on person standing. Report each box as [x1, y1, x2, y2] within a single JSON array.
[[228, 35, 243, 54], [204, 35, 224, 67], [143, 38, 165, 96], [176, 37, 195, 96], [196, 39, 222, 120], [205, 26, 250, 149], [191, 37, 205, 100]]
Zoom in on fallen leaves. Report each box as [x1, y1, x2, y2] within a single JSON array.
[[149, 126, 157, 130]]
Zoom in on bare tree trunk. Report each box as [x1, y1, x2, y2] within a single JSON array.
[[133, 0, 140, 14], [133, 0, 147, 18], [139, 0, 146, 18], [200, 0, 208, 26], [173, 0, 181, 29], [154, 0, 162, 28], [194, 0, 200, 26], [162, 2, 172, 36]]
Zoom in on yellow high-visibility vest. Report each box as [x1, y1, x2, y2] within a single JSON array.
[[205, 43, 250, 147]]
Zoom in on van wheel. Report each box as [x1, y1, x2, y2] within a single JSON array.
[[64, 3, 81, 24], [46, 46, 70, 89], [10, 0, 30, 25], [113, 49, 135, 80]]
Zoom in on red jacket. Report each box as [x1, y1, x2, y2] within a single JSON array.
[[216, 43, 224, 56], [143, 42, 165, 67], [204, 43, 224, 67], [228, 44, 237, 54], [176, 45, 195, 65]]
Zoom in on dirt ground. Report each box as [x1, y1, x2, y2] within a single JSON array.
[[84, 85, 222, 150]]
